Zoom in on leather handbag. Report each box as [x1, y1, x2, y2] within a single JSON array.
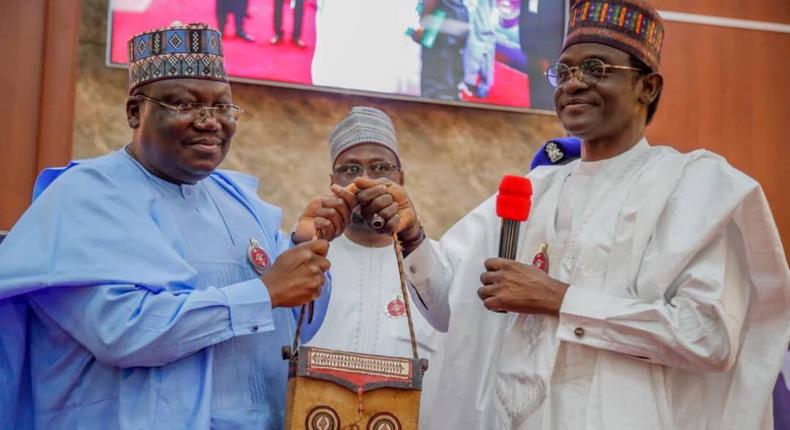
[[282, 234, 428, 430]]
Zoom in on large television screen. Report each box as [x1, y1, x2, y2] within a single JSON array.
[[108, 0, 566, 112]]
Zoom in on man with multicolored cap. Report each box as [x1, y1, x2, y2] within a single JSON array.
[[348, 1, 789, 428], [0, 23, 351, 429]]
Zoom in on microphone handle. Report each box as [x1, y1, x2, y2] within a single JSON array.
[[494, 219, 520, 313], [498, 219, 520, 260]]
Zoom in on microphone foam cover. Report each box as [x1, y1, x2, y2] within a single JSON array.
[[496, 175, 532, 221]]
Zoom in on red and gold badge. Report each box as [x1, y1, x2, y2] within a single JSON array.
[[247, 238, 270, 275], [532, 243, 549, 273], [386, 295, 406, 319]]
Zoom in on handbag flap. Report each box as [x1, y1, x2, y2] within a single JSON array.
[[291, 346, 424, 394]]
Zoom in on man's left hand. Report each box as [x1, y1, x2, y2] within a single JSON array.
[[477, 258, 570, 316], [353, 177, 418, 236]]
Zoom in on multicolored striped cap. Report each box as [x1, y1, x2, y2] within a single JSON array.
[[563, 0, 664, 71], [127, 22, 227, 93]]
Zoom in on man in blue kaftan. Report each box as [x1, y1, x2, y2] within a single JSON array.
[[0, 22, 355, 429]]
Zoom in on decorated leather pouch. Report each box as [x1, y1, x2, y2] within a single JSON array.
[[282, 233, 428, 430]]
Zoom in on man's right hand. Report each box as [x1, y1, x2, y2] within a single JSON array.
[[261, 239, 330, 308], [292, 184, 358, 243]]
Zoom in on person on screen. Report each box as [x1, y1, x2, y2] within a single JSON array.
[[0, 22, 355, 429], [216, 0, 256, 42], [311, 0, 421, 95], [460, 0, 497, 99], [411, 0, 469, 100], [305, 106, 440, 428], [271, 0, 305, 47], [519, 0, 564, 110], [346, 0, 790, 428]]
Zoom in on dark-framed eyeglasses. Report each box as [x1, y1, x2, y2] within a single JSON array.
[[332, 162, 400, 180], [136, 94, 244, 123], [546, 58, 644, 88]]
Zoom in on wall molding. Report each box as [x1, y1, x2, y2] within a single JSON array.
[[659, 10, 790, 34]]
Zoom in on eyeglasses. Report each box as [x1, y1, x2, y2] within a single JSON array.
[[136, 94, 244, 123], [332, 162, 400, 180], [546, 58, 643, 88]]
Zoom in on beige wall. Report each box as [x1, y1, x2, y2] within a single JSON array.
[[73, 0, 563, 236]]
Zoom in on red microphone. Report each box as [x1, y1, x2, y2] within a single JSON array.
[[496, 175, 532, 260]]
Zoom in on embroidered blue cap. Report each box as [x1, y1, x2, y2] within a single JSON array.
[[127, 22, 227, 93], [530, 137, 582, 169]]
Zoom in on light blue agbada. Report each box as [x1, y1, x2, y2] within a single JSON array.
[[0, 149, 330, 429]]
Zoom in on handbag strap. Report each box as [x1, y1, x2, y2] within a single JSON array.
[[289, 232, 420, 362], [392, 232, 419, 361]]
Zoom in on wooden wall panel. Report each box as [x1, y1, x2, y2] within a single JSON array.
[[647, 21, 790, 249], [0, 0, 82, 230], [653, 0, 790, 23], [37, 1, 84, 173], [0, 1, 46, 230]]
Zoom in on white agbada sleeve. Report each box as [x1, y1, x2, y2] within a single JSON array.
[[558, 224, 750, 370], [404, 167, 562, 430], [405, 195, 513, 429], [556, 153, 789, 375], [550, 150, 789, 430], [404, 239, 453, 331]]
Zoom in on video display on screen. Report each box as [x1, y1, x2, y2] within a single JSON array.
[[108, 0, 566, 112]]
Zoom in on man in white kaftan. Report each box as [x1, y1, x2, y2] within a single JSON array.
[[305, 107, 439, 428], [307, 234, 437, 359], [347, 1, 790, 429], [307, 107, 438, 359]]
